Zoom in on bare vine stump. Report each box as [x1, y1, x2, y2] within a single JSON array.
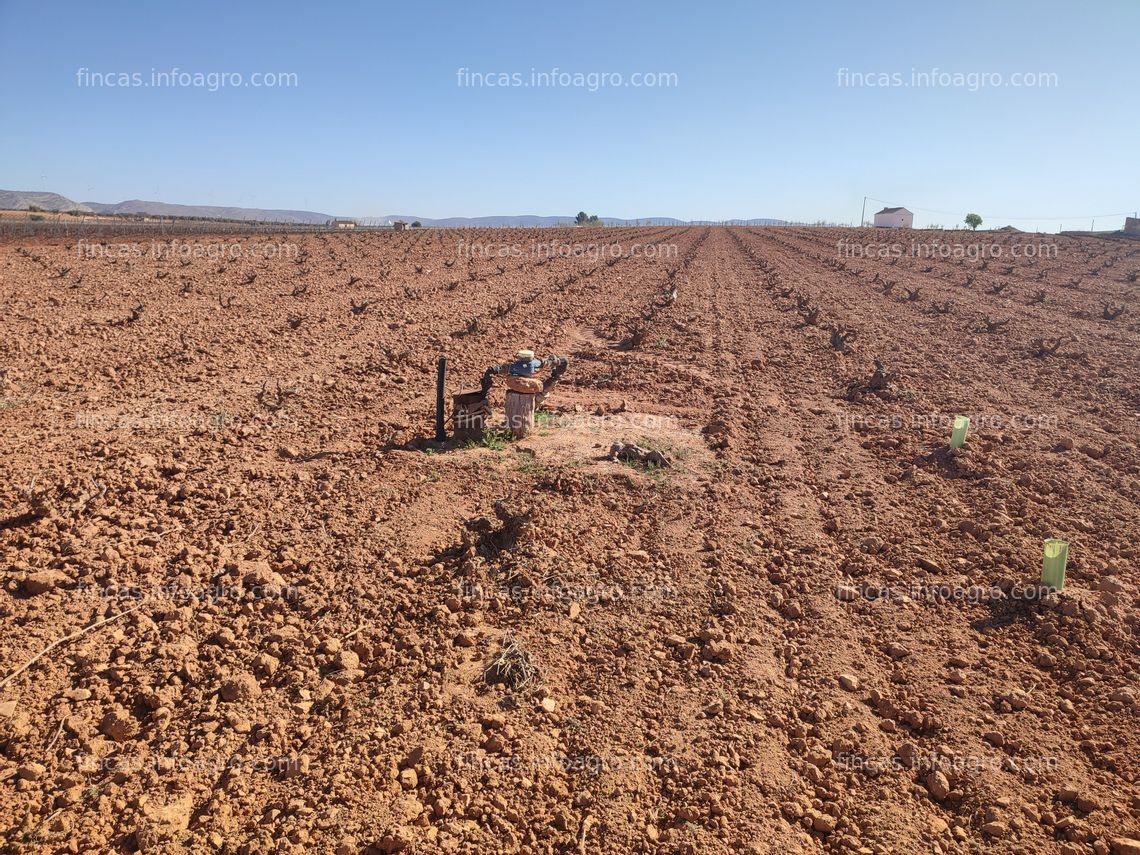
[[452, 388, 489, 442], [505, 391, 536, 438]]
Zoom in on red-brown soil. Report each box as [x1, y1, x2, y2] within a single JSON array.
[[1, 226, 1138, 854]]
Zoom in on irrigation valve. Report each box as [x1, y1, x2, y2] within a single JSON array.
[[451, 350, 570, 440]]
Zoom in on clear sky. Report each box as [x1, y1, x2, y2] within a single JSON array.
[[1, 0, 1137, 230]]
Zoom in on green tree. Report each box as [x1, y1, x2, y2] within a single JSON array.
[[575, 211, 589, 225], [965, 213, 982, 231], [411, 221, 422, 228]]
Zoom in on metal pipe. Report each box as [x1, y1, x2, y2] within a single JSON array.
[[435, 357, 447, 442]]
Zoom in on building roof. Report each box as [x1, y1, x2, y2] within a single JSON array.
[[875, 207, 910, 214]]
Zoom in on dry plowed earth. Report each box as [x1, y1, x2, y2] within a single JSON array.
[[1, 227, 1138, 854]]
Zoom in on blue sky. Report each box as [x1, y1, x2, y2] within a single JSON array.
[[1, 0, 1137, 230]]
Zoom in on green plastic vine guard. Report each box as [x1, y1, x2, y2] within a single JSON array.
[[1042, 539, 1069, 590], [950, 416, 970, 448]]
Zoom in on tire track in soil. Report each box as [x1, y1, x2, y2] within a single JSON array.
[[630, 229, 853, 849], [670, 229, 1068, 854]]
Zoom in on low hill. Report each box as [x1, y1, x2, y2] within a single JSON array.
[[0, 190, 92, 213], [83, 199, 333, 224]]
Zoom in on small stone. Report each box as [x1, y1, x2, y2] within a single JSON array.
[[479, 714, 505, 731], [252, 652, 280, 677], [1058, 785, 1080, 803], [17, 762, 45, 781], [838, 674, 860, 692], [334, 649, 360, 671], [239, 560, 288, 594], [220, 673, 261, 702], [897, 742, 919, 768], [886, 643, 911, 660], [675, 805, 701, 823], [917, 557, 944, 574], [281, 754, 311, 779], [453, 632, 476, 648], [135, 794, 193, 852], [1111, 839, 1140, 855], [577, 696, 606, 715], [100, 706, 138, 741], [925, 770, 951, 801], [810, 811, 837, 833], [24, 570, 69, 595], [703, 640, 734, 662], [981, 821, 1009, 838], [540, 697, 557, 713], [1110, 688, 1136, 706], [1075, 793, 1100, 813], [225, 713, 251, 734], [373, 828, 413, 853], [398, 767, 418, 789]]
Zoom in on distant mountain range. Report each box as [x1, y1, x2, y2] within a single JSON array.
[[0, 189, 789, 227], [0, 191, 96, 215], [0, 190, 333, 224]]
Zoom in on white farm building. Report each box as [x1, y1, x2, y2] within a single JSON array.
[[873, 206, 914, 229]]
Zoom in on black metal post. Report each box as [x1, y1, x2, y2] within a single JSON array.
[[435, 357, 447, 442]]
